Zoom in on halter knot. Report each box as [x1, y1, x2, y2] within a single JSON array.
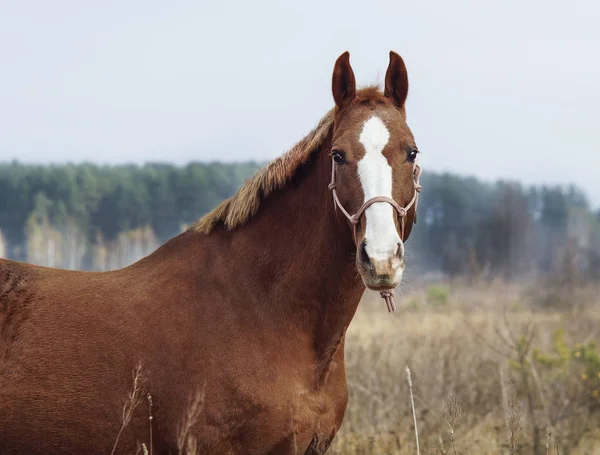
[[328, 182, 336, 190], [380, 290, 396, 312]]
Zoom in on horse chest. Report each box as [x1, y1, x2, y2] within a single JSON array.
[[263, 358, 348, 453], [247, 376, 347, 454], [197, 356, 348, 454], [294, 385, 348, 454], [266, 341, 349, 453]]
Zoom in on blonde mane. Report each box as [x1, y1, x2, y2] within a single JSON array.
[[191, 109, 334, 234]]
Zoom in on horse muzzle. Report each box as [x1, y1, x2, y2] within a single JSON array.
[[356, 239, 404, 291]]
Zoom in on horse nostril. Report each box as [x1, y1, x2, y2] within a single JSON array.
[[360, 240, 371, 268]]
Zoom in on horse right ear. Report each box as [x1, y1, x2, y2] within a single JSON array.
[[332, 51, 356, 109], [384, 51, 409, 109]]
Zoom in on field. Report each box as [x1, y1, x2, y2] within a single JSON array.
[[331, 280, 600, 455]]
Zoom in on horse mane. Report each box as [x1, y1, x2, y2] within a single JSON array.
[[191, 86, 384, 234], [191, 109, 334, 234]]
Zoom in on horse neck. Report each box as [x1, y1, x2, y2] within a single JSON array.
[[215, 140, 365, 358]]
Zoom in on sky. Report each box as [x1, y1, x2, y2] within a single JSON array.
[[1, 0, 599, 207]]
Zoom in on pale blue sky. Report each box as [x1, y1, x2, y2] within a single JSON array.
[[1, 0, 598, 206]]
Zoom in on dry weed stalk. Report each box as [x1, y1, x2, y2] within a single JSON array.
[[443, 389, 462, 455], [111, 362, 145, 455], [406, 366, 421, 455], [465, 307, 541, 453], [147, 393, 154, 455], [438, 434, 447, 454], [498, 310, 540, 454], [177, 382, 207, 455], [501, 370, 523, 455]]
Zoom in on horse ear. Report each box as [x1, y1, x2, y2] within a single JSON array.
[[332, 51, 356, 109], [384, 51, 409, 108]]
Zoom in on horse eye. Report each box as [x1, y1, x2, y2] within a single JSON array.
[[407, 149, 419, 163], [332, 150, 346, 164]]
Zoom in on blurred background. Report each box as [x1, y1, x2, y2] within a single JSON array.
[[0, 0, 598, 277], [1, 2, 600, 453]]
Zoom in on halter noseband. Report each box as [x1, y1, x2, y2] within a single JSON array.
[[328, 157, 422, 312]]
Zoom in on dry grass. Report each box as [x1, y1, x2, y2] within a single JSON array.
[[330, 280, 600, 454], [177, 382, 207, 455], [112, 362, 145, 455]]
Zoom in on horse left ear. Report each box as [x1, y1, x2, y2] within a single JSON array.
[[332, 51, 356, 109], [384, 51, 409, 109]]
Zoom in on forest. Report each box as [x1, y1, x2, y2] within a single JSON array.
[[0, 160, 598, 282]]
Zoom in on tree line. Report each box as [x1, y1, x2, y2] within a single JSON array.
[[0, 161, 261, 269], [409, 173, 600, 284], [0, 161, 598, 281]]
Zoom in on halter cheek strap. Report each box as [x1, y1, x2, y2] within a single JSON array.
[[328, 157, 422, 312]]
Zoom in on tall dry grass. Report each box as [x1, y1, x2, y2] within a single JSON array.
[[331, 280, 600, 454]]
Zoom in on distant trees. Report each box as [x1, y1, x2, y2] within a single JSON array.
[[0, 161, 598, 280], [410, 174, 599, 283], [473, 182, 535, 280], [0, 161, 261, 269]]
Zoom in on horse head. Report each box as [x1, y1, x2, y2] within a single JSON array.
[[329, 51, 421, 295]]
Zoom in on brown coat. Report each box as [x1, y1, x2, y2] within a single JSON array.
[[0, 51, 419, 454]]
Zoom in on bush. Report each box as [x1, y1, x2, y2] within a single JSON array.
[[426, 284, 450, 307]]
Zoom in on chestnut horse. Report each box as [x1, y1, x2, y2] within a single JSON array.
[[0, 51, 421, 454]]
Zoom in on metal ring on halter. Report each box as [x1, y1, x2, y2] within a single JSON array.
[[328, 156, 422, 312]]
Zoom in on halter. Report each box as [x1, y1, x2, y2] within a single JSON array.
[[328, 157, 422, 312]]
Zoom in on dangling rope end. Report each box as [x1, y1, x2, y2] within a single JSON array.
[[380, 290, 396, 312]]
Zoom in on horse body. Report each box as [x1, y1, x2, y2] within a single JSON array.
[[0, 145, 362, 454], [0, 51, 420, 454]]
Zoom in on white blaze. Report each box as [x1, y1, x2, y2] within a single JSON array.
[[357, 116, 403, 263]]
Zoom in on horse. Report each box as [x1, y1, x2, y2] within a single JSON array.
[[0, 50, 421, 454]]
